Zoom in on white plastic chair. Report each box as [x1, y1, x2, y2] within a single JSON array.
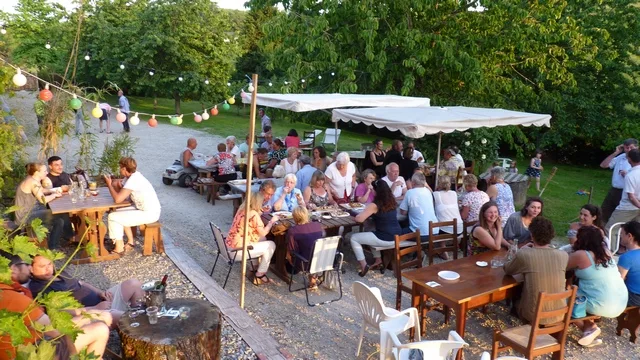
[[608, 221, 625, 255], [353, 281, 421, 360], [479, 352, 526, 360], [381, 324, 467, 360], [322, 128, 341, 148]]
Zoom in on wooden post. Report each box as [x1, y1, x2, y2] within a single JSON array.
[[434, 132, 442, 189], [334, 119, 339, 153], [588, 185, 594, 204], [240, 74, 258, 309]]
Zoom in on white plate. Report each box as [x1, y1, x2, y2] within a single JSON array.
[[476, 261, 488, 267], [322, 215, 332, 219], [437, 270, 460, 281], [272, 211, 292, 217]]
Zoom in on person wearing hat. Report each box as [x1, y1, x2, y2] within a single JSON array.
[[295, 155, 317, 191], [438, 147, 464, 190]]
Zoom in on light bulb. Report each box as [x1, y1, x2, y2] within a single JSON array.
[[45, 42, 51, 49], [284, 81, 289, 85], [227, 82, 231, 87], [318, 75, 322, 79], [331, 72, 335, 76], [84, 53, 90, 61], [149, 70, 154, 76], [205, 79, 209, 85], [120, 63, 125, 70], [268, 82, 273, 87], [0, 28, 6, 35], [178, 76, 183, 82], [248, 84, 255, 92], [301, 79, 306, 83]]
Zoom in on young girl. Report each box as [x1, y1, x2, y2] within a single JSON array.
[[509, 160, 518, 173], [525, 150, 543, 191]]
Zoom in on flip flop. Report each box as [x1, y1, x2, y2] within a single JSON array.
[[110, 250, 125, 256], [124, 243, 136, 253], [255, 274, 275, 284]]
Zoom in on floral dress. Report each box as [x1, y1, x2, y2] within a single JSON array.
[[461, 190, 490, 222], [494, 183, 515, 227], [215, 152, 235, 175], [525, 159, 541, 178]]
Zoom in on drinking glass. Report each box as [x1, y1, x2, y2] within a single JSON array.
[[91, 189, 99, 202], [146, 306, 159, 324], [179, 306, 190, 320], [85, 189, 91, 201], [70, 189, 78, 204], [88, 181, 97, 190], [491, 255, 506, 268]]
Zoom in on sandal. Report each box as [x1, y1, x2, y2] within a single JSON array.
[[358, 264, 370, 277], [110, 249, 125, 256], [255, 273, 275, 284], [124, 243, 136, 252]]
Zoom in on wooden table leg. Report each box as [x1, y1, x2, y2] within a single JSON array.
[[268, 234, 290, 282], [72, 209, 120, 264], [455, 303, 468, 360], [410, 283, 420, 341]]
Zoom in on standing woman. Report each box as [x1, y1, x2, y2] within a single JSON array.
[[469, 201, 510, 255], [369, 139, 386, 179], [503, 197, 544, 243], [312, 146, 331, 172], [349, 181, 402, 276], [303, 170, 336, 209], [525, 150, 544, 191], [105, 157, 161, 254], [568, 226, 627, 346], [486, 166, 515, 227], [226, 192, 279, 284], [324, 152, 356, 204]]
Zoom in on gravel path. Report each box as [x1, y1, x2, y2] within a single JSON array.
[[10, 90, 640, 360]]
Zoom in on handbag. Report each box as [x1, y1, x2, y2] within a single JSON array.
[[572, 295, 587, 319]]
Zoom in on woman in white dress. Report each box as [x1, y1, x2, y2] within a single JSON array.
[[433, 176, 463, 235], [280, 147, 300, 174]]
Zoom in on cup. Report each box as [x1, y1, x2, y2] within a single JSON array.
[[491, 255, 506, 268], [146, 306, 159, 324], [71, 191, 78, 204], [88, 181, 97, 190], [91, 189, 99, 201], [179, 306, 190, 320]]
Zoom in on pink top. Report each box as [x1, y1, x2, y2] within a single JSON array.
[[284, 136, 300, 149], [354, 183, 375, 203], [226, 209, 264, 248]]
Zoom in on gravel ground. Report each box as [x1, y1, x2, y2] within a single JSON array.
[[10, 90, 640, 360]]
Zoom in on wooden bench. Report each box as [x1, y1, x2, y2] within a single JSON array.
[[138, 222, 164, 256], [617, 306, 640, 343]]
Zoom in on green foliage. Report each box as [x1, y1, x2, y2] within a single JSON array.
[[16, 340, 56, 360], [96, 133, 137, 176], [0, 309, 33, 346]]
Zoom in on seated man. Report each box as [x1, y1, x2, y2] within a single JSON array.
[[504, 217, 568, 325], [1, 253, 109, 360], [46, 156, 72, 188], [261, 133, 275, 151], [399, 172, 438, 242], [259, 180, 276, 212], [239, 134, 257, 158], [381, 162, 407, 201], [180, 137, 198, 174], [28, 255, 143, 315]]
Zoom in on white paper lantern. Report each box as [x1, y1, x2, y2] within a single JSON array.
[[130, 112, 140, 126], [202, 111, 210, 120], [12, 69, 27, 87]]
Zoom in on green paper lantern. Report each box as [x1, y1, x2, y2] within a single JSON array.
[[222, 103, 231, 111], [69, 98, 82, 110], [170, 116, 179, 125]]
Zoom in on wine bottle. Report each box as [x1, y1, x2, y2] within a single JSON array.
[[156, 274, 168, 290]]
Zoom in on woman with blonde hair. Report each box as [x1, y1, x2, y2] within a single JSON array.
[[227, 192, 279, 284], [280, 147, 300, 174], [469, 201, 510, 255], [433, 176, 463, 235], [303, 170, 336, 209], [287, 207, 324, 289], [460, 174, 490, 222]]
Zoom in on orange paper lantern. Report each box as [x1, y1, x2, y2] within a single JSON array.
[[39, 85, 53, 102], [211, 106, 219, 116]]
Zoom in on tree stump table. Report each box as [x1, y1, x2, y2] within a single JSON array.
[[118, 298, 221, 360]]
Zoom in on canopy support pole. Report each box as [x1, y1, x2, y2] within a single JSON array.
[[240, 74, 259, 309], [334, 120, 338, 153], [435, 132, 442, 189]]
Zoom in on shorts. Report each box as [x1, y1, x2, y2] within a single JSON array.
[[107, 283, 128, 311], [99, 109, 108, 120]]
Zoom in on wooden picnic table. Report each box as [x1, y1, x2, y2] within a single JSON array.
[[48, 187, 132, 264], [261, 211, 361, 281], [402, 250, 522, 360]]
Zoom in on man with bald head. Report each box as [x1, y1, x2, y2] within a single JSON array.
[[181, 137, 198, 173]]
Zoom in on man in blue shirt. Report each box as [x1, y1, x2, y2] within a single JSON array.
[[399, 172, 438, 242], [118, 90, 131, 132], [295, 155, 316, 191]]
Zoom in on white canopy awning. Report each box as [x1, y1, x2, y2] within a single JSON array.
[[241, 93, 431, 112], [331, 106, 551, 138]]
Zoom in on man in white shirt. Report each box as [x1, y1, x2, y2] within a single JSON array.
[[600, 138, 638, 223], [606, 149, 640, 235], [381, 162, 407, 201], [226, 136, 241, 159], [399, 172, 438, 242]]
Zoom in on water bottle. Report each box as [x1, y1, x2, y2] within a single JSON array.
[[78, 181, 86, 201], [70, 184, 78, 204]]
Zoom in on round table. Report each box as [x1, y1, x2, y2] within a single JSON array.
[[118, 298, 221, 360]]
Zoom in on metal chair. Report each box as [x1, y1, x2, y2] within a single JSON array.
[[381, 325, 467, 360], [353, 281, 421, 359], [208, 222, 258, 288], [492, 286, 577, 360], [288, 236, 344, 306]]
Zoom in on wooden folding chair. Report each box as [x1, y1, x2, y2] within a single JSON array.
[[460, 220, 477, 257], [425, 220, 458, 265], [492, 286, 577, 360]]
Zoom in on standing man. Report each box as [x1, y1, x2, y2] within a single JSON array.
[[407, 142, 424, 163], [259, 108, 271, 133], [47, 156, 72, 188], [606, 149, 640, 234], [117, 90, 131, 133], [600, 139, 638, 223], [384, 140, 404, 167]]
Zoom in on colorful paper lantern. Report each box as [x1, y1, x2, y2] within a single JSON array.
[[177, 115, 183, 125], [227, 97, 235, 105], [91, 103, 102, 118], [69, 95, 82, 110], [115, 109, 126, 123], [170, 116, 179, 125], [202, 111, 209, 120], [12, 69, 27, 87], [39, 84, 53, 102], [211, 105, 219, 116], [247, 84, 255, 92], [194, 113, 202, 123], [148, 116, 158, 127], [130, 112, 140, 126], [222, 102, 230, 111]]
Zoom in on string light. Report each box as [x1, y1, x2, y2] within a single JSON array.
[[149, 69, 155, 76], [227, 82, 231, 86], [318, 75, 322, 79], [170, 116, 179, 125], [202, 111, 210, 120], [331, 72, 335, 76], [148, 115, 158, 127], [284, 81, 289, 85], [193, 112, 202, 123], [178, 76, 183, 82], [204, 79, 209, 85], [39, 84, 53, 101], [91, 103, 102, 118], [247, 84, 255, 92], [268, 82, 273, 87], [120, 63, 125, 70], [84, 52, 91, 61], [129, 112, 140, 126], [301, 79, 305, 83], [0, 26, 6, 35], [12, 69, 27, 87], [222, 101, 230, 111], [115, 109, 126, 123], [211, 105, 219, 116], [45, 42, 51, 50], [227, 96, 235, 105], [69, 94, 82, 110]]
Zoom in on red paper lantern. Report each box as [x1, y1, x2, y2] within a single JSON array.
[[211, 106, 219, 116], [148, 117, 158, 127], [39, 88, 53, 102]]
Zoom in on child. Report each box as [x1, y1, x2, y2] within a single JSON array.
[[525, 151, 543, 191], [509, 160, 518, 174]]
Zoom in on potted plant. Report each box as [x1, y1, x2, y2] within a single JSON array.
[[96, 133, 137, 185]]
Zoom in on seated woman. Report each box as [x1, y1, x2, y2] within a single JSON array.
[[460, 174, 490, 223], [284, 129, 301, 148], [269, 173, 305, 212], [286, 207, 324, 289], [486, 166, 515, 227], [349, 181, 402, 276], [105, 157, 161, 254], [227, 192, 279, 284], [503, 197, 543, 243], [280, 147, 300, 175], [206, 143, 238, 183], [618, 221, 640, 306], [563, 204, 607, 252], [312, 146, 331, 172], [325, 152, 356, 204], [568, 226, 627, 346], [470, 201, 510, 255], [433, 176, 463, 235], [303, 170, 336, 210], [14, 162, 72, 249], [354, 169, 376, 204]]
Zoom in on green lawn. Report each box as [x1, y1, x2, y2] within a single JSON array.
[[103, 95, 391, 150]]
